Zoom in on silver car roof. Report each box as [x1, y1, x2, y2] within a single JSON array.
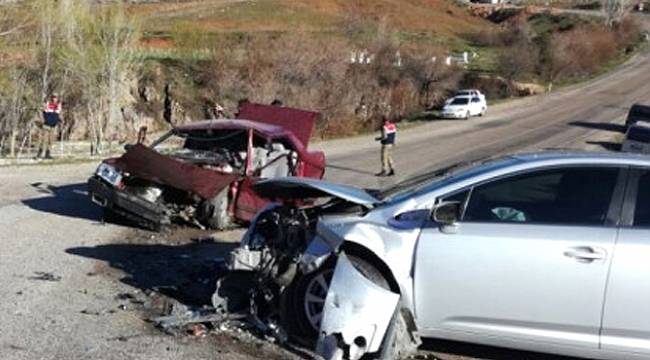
[[510, 150, 650, 166], [388, 151, 650, 205]]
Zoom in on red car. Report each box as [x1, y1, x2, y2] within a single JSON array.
[[88, 103, 325, 230]]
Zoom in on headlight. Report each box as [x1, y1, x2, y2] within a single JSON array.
[[96, 163, 123, 187]]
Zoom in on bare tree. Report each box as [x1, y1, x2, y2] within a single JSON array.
[[61, 0, 140, 154], [37, 0, 56, 102], [602, 0, 633, 27]]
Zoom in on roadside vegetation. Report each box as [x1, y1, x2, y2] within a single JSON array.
[[0, 0, 644, 157]]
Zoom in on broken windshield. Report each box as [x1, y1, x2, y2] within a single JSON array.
[[146, 129, 253, 171], [152, 129, 249, 153], [147, 128, 298, 177]]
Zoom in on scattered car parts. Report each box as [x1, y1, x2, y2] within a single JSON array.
[[186, 177, 420, 360]]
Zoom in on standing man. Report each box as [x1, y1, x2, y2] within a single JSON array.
[[38, 94, 62, 159], [375, 116, 396, 177]]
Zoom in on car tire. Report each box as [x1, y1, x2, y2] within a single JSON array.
[[479, 108, 486, 116], [282, 254, 390, 347], [464, 111, 470, 120], [198, 187, 231, 230]]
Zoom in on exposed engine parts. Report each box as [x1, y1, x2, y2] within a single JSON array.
[[212, 205, 318, 335]]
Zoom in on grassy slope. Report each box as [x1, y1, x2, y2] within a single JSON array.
[[130, 0, 494, 40]]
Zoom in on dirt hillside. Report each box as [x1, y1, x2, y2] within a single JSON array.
[[130, 0, 493, 37]]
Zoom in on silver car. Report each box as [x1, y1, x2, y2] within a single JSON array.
[[217, 151, 650, 360]]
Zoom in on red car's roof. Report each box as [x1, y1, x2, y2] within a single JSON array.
[[174, 119, 290, 138]]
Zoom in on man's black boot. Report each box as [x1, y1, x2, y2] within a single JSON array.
[[44, 150, 53, 159], [387, 169, 395, 176], [375, 170, 387, 177]]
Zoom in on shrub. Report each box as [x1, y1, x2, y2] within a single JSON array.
[[546, 25, 618, 81], [202, 30, 463, 138]]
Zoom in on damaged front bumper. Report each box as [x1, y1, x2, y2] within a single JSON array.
[[316, 253, 400, 360], [88, 176, 168, 225], [216, 220, 419, 359]]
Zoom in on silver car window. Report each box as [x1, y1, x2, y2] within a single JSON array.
[[634, 172, 650, 226], [463, 167, 619, 225]]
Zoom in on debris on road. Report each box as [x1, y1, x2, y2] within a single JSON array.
[[80, 308, 116, 316], [146, 178, 421, 360], [191, 324, 208, 337], [29, 271, 61, 282], [152, 301, 238, 335]]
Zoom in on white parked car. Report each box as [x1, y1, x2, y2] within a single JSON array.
[[445, 89, 486, 105], [439, 95, 487, 119], [622, 122, 650, 154]]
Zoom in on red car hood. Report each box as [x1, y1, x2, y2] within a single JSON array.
[[238, 103, 318, 147], [113, 144, 237, 199]]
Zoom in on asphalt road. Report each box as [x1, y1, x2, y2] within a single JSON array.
[[319, 47, 650, 189], [2, 19, 650, 360]]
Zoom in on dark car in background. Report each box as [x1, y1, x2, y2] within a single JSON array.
[[88, 103, 325, 230], [625, 103, 650, 128]]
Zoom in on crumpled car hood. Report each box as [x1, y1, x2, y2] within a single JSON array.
[[252, 177, 379, 207], [114, 144, 237, 199], [238, 103, 318, 147]]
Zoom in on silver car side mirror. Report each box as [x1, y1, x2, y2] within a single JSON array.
[[432, 201, 461, 225]]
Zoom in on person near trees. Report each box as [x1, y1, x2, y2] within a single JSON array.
[[38, 94, 62, 159], [375, 116, 397, 177]]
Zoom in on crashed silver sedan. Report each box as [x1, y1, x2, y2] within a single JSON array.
[[214, 151, 650, 360]]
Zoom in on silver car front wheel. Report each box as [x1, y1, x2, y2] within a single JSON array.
[[284, 254, 390, 346], [303, 269, 334, 331]]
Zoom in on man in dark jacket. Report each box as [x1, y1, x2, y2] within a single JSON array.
[[376, 117, 396, 176]]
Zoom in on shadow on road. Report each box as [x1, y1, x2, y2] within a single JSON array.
[[66, 239, 237, 305], [22, 182, 102, 221], [422, 339, 580, 360], [410, 112, 441, 121], [587, 140, 622, 151], [569, 121, 626, 133], [326, 163, 376, 176]]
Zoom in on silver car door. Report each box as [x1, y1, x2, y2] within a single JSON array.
[[414, 166, 625, 350], [601, 168, 650, 355]]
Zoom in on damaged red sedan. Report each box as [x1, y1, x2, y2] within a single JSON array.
[[88, 103, 325, 230]]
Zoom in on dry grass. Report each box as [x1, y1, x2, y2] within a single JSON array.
[[130, 0, 493, 38]]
